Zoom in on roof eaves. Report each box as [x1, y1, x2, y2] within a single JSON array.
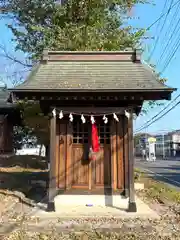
[[9, 88, 176, 93], [141, 60, 172, 89]]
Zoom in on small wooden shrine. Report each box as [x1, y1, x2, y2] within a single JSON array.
[[10, 49, 175, 211]]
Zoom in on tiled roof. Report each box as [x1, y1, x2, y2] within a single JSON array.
[[13, 50, 173, 92]]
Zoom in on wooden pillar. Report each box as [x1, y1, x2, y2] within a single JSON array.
[[47, 115, 57, 211], [111, 120, 117, 190], [127, 109, 137, 212], [123, 115, 129, 198]]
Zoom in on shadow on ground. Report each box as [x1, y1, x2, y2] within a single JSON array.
[[0, 155, 47, 169], [0, 155, 49, 206]]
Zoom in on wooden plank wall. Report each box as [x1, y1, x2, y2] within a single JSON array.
[[111, 116, 127, 192], [117, 117, 124, 190], [56, 121, 66, 189]]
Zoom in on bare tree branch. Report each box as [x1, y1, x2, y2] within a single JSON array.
[[0, 44, 32, 68]]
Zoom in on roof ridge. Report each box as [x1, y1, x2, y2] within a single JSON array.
[[41, 48, 142, 62], [43, 48, 135, 55]]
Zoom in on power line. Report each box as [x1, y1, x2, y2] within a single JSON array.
[[156, 3, 180, 67], [147, 0, 170, 62], [157, 10, 180, 73], [158, 1, 180, 58], [160, 33, 180, 73], [135, 99, 180, 133], [156, 16, 180, 67], [135, 93, 180, 132], [137, 2, 180, 133], [146, 0, 180, 31]]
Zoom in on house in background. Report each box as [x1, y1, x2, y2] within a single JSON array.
[[155, 130, 180, 158], [10, 49, 174, 212], [134, 133, 153, 157], [135, 130, 180, 159], [0, 84, 21, 154]]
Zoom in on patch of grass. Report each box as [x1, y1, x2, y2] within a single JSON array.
[[134, 168, 144, 174], [143, 178, 180, 204], [135, 168, 180, 205]]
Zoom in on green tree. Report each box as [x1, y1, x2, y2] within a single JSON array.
[[1, 0, 163, 147], [14, 101, 50, 151], [1, 0, 148, 60]]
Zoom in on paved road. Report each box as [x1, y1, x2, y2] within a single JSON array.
[[135, 158, 180, 189]]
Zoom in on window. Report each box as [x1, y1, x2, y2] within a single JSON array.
[[73, 122, 89, 144], [98, 123, 110, 144], [73, 120, 110, 144]]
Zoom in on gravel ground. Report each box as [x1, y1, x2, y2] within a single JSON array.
[[1, 178, 180, 239], [2, 214, 180, 239], [1, 197, 180, 239]]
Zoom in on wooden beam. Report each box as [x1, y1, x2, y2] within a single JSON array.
[[127, 109, 137, 212], [123, 115, 129, 198], [47, 115, 57, 211]]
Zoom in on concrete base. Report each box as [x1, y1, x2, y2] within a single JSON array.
[[31, 194, 159, 219], [54, 194, 127, 209], [54, 195, 127, 207]]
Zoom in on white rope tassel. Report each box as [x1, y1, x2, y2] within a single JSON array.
[[113, 113, 119, 122], [81, 114, 86, 124], [59, 110, 63, 119], [103, 115, 108, 124], [69, 113, 73, 122], [125, 110, 130, 119], [52, 108, 56, 117], [90, 115, 95, 124]]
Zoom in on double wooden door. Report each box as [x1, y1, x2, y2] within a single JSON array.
[[56, 118, 112, 190]]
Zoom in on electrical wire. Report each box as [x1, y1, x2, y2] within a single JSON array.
[[157, 1, 180, 63], [134, 1, 180, 133], [146, 0, 180, 31], [156, 7, 180, 66], [147, 0, 170, 62], [160, 32, 180, 73], [135, 93, 180, 132], [135, 99, 180, 133], [138, 0, 180, 57]]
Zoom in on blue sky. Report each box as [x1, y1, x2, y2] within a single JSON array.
[[131, 1, 180, 134], [0, 1, 179, 134]]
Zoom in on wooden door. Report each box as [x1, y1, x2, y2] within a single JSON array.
[[71, 118, 111, 189], [93, 122, 111, 188], [71, 121, 90, 188], [57, 118, 120, 191]]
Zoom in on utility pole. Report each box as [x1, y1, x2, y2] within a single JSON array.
[[145, 127, 149, 161], [162, 132, 165, 159]]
